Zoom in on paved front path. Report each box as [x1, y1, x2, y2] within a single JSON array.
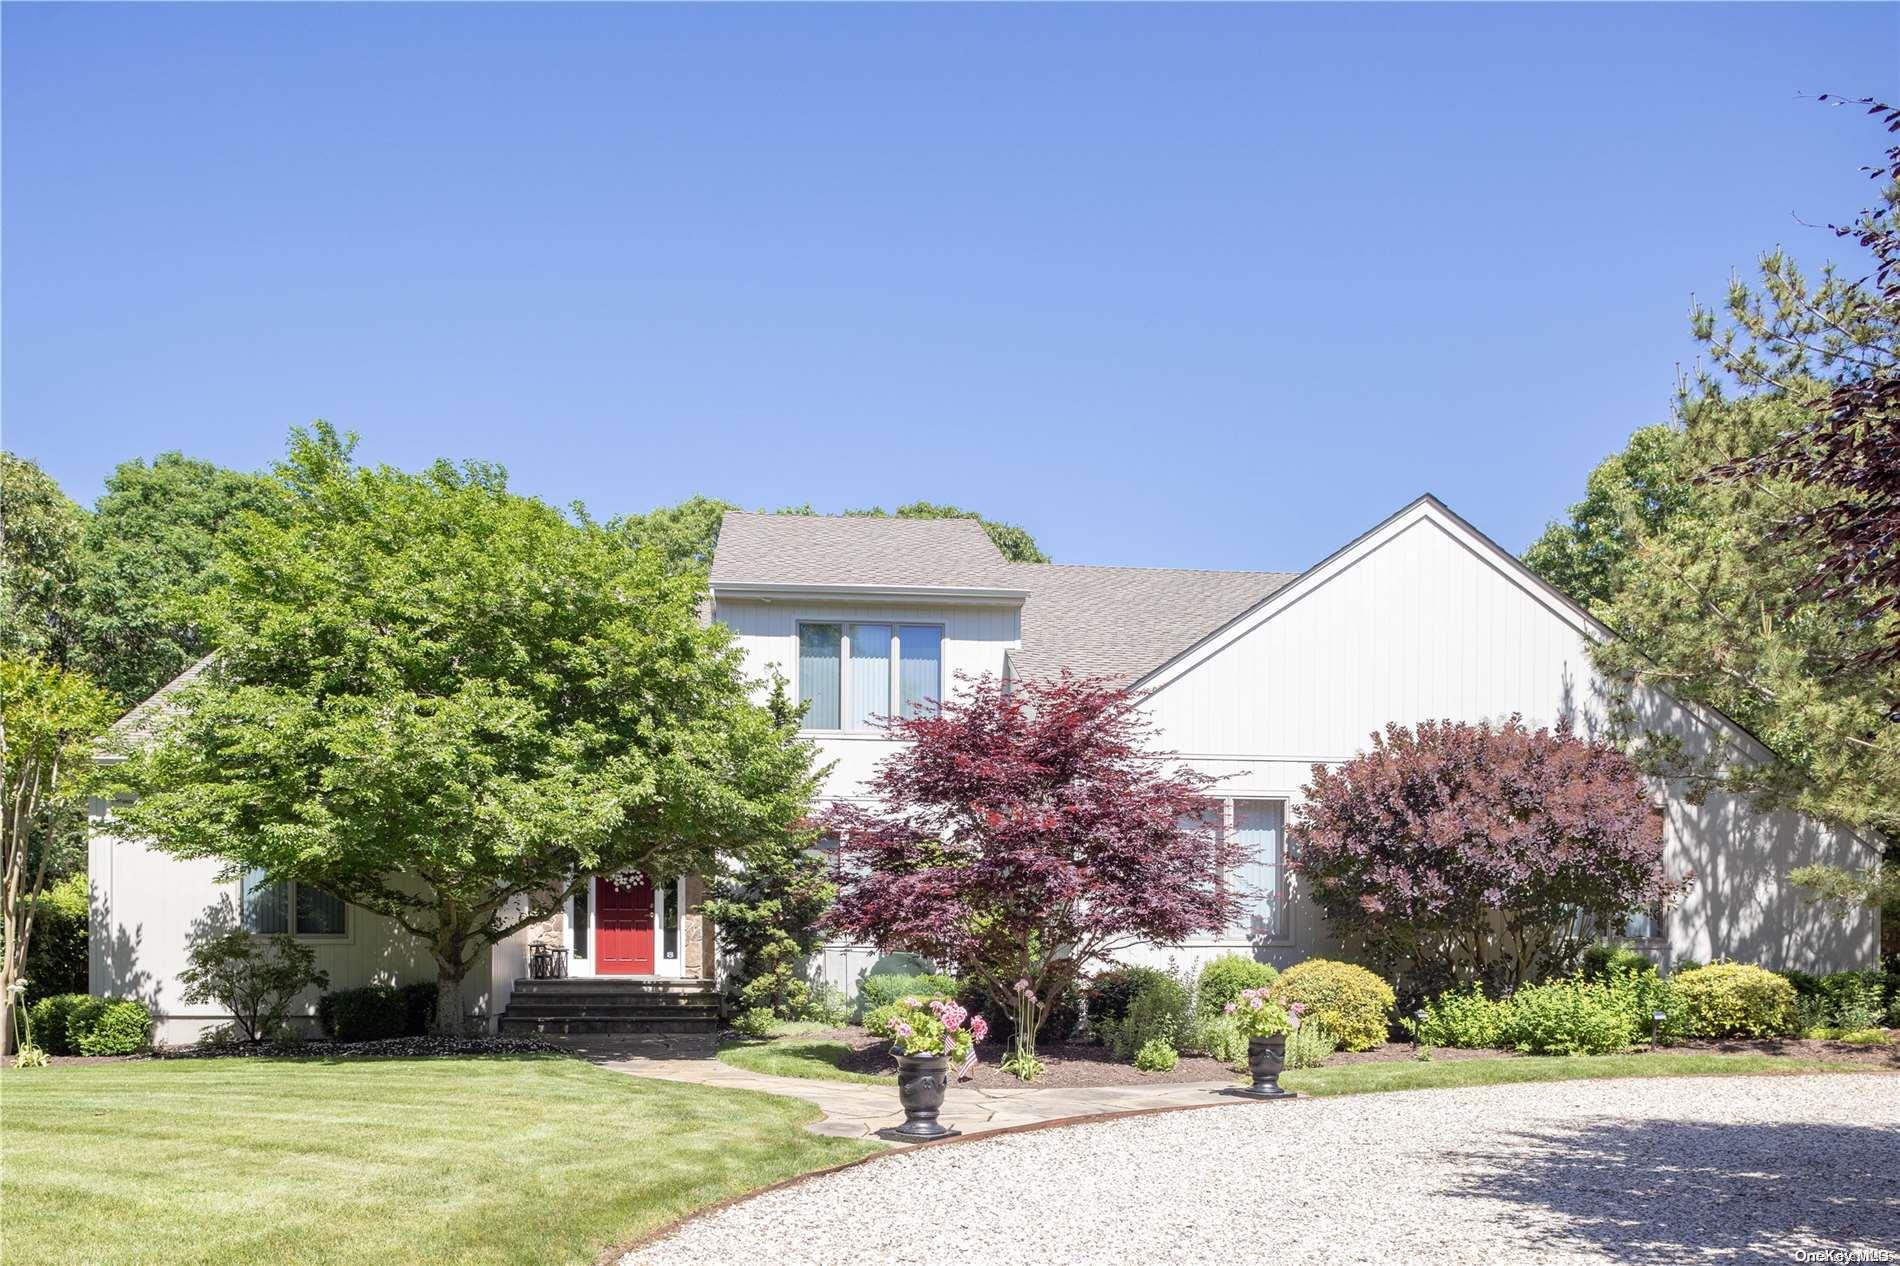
[[589, 1046, 1239, 1140], [624, 1073, 1900, 1265]]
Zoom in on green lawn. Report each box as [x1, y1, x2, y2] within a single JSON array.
[[1280, 1051, 1881, 1097], [718, 1037, 896, 1085], [0, 1054, 877, 1266]]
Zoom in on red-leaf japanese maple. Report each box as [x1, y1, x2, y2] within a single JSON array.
[[819, 672, 1240, 1051], [1290, 717, 1687, 993]]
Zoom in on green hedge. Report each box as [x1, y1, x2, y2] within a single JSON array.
[[23, 874, 89, 1004], [26, 993, 151, 1056]]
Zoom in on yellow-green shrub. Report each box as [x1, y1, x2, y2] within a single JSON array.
[[1269, 959, 1395, 1051], [1673, 962, 1797, 1038]]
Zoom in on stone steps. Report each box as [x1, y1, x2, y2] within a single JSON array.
[[498, 978, 724, 1037]]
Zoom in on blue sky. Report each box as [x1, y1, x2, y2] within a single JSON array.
[[5, 4, 1895, 571]]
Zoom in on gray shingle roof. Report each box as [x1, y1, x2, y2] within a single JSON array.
[[709, 511, 1015, 589], [708, 511, 1296, 686], [99, 652, 217, 759], [1006, 563, 1297, 686]]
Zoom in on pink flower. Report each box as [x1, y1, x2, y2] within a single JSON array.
[[1288, 1002, 1305, 1017], [892, 1021, 913, 1038], [1013, 978, 1031, 994], [970, 1016, 989, 1042], [1249, 996, 1263, 1010], [902, 996, 921, 1008], [1223, 1002, 1237, 1015]]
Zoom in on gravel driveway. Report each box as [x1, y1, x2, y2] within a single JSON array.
[[625, 1074, 1898, 1265]]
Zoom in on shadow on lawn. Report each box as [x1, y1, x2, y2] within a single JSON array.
[[1449, 1117, 1900, 1263]]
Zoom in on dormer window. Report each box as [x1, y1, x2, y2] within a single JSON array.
[[797, 621, 942, 731]]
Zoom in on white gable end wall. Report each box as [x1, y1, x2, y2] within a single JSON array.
[[1138, 502, 1877, 975]]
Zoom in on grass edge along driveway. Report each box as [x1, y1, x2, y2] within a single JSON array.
[[721, 1032, 1885, 1099], [0, 1053, 877, 1266]]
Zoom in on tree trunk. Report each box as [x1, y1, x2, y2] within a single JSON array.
[[434, 970, 466, 1037]]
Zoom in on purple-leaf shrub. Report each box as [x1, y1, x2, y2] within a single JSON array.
[[1289, 716, 1687, 991], [820, 672, 1244, 1051]]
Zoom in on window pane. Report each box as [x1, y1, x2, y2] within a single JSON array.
[[798, 624, 842, 729], [295, 885, 346, 936], [1230, 800, 1283, 940], [243, 869, 289, 934], [662, 877, 680, 959], [572, 880, 589, 959], [848, 624, 892, 730], [898, 626, 942, 718]]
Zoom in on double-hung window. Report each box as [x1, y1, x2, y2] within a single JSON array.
[[797, 622, 943, 731], [242, 869, 347, 938]]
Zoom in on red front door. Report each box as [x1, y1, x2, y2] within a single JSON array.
[[595, 874, 655, 975]]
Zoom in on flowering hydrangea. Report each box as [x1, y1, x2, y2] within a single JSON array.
[[1225, 986, 1296, 1039], [884, 994, 983, 1077]]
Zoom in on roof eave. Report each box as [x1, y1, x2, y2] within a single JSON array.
[[709, 581, 1029, 606]]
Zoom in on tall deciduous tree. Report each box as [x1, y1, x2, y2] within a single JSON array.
[[75, 453, 289, 707], [1290, 718, 1681, 995], [2, 658, 115, 1055], [819, 672, 1238, 1054], [0, 453, 86, 669], [118, 424, 821, 1033]]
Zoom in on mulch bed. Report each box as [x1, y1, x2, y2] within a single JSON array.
[[819, 1031, 1238, 1087], [805, 1026, 1900, 1087]]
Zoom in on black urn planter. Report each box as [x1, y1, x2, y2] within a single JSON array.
[[877, 1052, 961, 1141], [1233, 1034, 1296, 1100]]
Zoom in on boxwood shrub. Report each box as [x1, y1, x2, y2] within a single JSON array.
[[1672, 962, 1797, 1038], [1270, 960, 1395, 1052], [1195, 955, 1278, 1020], [74, 999, 153, 1056]]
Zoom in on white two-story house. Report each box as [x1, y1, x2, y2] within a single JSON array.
[[91, 494, 1881, 1041], [705, 496, 1881, 999]]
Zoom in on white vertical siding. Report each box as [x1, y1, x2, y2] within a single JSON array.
[[88, 808, 495, 1044], [1139, 510, 1878, 974]]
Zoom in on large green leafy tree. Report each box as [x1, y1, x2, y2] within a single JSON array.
[[617, 497, 1050, 572], [0, 454, 87, 669], [119, 425, 822, 1032], [74, 453, 289, 708], [1526, 106, 1900, 853]]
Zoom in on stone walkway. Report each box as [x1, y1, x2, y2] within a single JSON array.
[[554, 1036, 1241, 1142]]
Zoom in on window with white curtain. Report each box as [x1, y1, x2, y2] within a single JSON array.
[[1187, 798, 1289, 943], [1228, 800, 1286, 941], [797, 622, 943, 732], [243, 870, 347, 937]]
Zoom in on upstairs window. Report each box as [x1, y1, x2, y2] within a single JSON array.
[[797, 623, 942, 731], [243, 870, 347, 937]]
